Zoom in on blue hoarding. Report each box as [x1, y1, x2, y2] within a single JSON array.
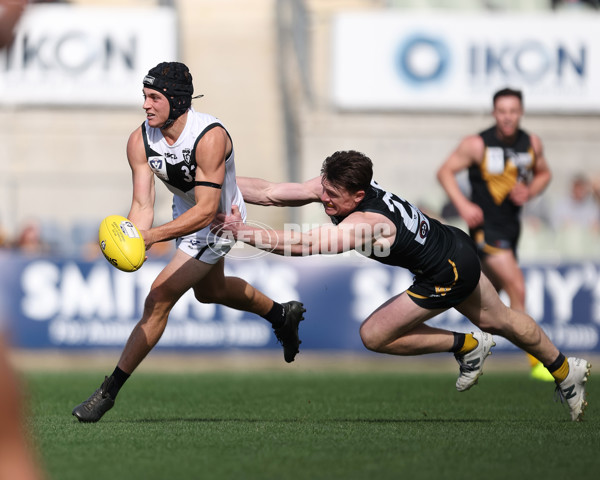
[[1, 251, 598, 353]]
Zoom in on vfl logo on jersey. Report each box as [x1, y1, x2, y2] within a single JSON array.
[[506, 148, 533, 182], [419, 220, 429, 239], [148, 156, 169, 181], [506, 148, 532, 168], [182, 148, 192, 165]]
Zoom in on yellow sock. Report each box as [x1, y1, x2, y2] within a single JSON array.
[[550, 358, 570, 383], [457, 334, 478, 355]]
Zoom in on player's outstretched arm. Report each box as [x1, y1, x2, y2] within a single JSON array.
[[215, 207, 393, 258], [237, 176, 322, 207]]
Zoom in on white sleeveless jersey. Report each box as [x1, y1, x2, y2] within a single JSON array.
[[141, 107, 245, 218]]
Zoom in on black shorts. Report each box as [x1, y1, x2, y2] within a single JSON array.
[[470, 223, 520, 257], [407, 227, 481, 310]]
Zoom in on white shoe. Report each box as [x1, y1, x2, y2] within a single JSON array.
[[454, 332, 495, 392], [556, 357, 591, 422]]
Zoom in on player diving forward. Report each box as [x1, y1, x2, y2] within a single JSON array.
[[215, 150, 590, 421]]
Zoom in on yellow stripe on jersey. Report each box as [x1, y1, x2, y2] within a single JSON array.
[[407, 291, 428, 300], [434, 259, 458, 296], [407, 259, 459, 301], [481, 243, 506, 255]]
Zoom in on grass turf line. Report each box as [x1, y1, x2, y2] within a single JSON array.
[[23, 371, 599, 480]]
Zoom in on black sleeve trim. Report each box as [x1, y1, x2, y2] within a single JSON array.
[[194, 181, 222, 189], [140, 122, 162, 158], [192, 122, 234, 164]]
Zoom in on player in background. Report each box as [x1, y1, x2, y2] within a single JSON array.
[[437, 88, 554, 381], [215, 150, 590, 421], [0, 1, 46, 478], [72, 62, 305, 423]]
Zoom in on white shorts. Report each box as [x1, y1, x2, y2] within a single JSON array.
[[176, 228, 236, 264], [172, 195, 246, 265]]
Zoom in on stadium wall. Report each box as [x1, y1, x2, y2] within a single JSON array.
[[1, 1, 599, 265]]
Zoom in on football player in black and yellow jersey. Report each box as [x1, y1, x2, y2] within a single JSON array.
[[437, 88, 553, 381], [216, 150, 590, 421]]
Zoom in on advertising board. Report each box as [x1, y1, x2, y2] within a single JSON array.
[[2, 253, 598, 353], [332, 12, 600, 112]]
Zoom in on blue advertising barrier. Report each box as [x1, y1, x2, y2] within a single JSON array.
[[1, 251, 599, 353]]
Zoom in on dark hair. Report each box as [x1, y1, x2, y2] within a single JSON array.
[[143, 62, 194, 125], [493, 88, 523, 107], [321, 151, 373, 193]]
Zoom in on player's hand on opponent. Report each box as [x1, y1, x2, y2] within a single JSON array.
[[458, 201, 484, 229], [212, 205, 244, 240]]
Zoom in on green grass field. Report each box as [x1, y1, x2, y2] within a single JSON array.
[[24, 368, 599, 480]]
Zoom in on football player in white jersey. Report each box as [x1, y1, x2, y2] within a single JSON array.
[[72, 62, 305, 423]]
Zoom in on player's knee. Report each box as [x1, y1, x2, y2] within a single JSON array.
[[143, 287, 176, 319], [194, 289, 221, 304], [359, 324, 383, 352], [193, 283, 228, 304]]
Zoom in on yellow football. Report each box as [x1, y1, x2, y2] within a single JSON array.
[[98, 215, 145, 272]]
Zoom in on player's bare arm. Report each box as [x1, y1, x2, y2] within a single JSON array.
[[217, 207, 395, 257], [437, 135, 485, 228], [127, 127, 156, 231], [143, 127, 228, 247], [237, 176, 323, 207]]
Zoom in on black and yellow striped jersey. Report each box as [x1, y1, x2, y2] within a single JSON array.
[[469, 126, 536, 234]]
